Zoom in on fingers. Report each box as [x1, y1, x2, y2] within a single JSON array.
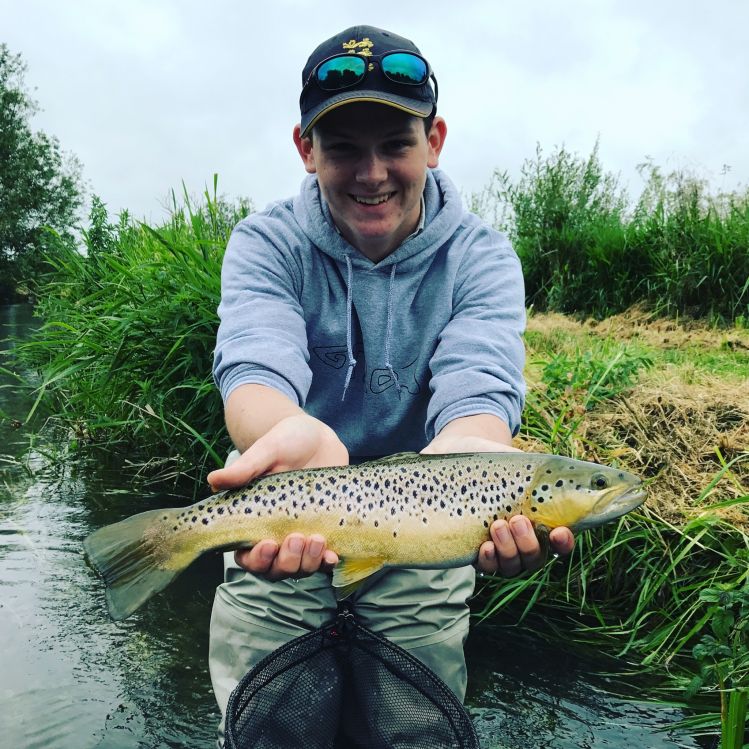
[[476, 516, 551, 577], [234, 534, 338, 582], [549, 526, 575, 557]]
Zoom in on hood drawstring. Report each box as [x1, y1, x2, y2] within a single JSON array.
[[383, 263, 402, 400], [342, 255, 357, 401], [341, 258, 401, 401]]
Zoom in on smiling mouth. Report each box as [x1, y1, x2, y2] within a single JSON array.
[[351, 192, 396, 206]]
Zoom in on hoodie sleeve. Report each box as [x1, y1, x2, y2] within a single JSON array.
[[213, 214, 311, 406], [426, 226, 526, 439]]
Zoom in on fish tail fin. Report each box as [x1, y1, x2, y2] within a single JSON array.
[[84, 508, 196, 621]]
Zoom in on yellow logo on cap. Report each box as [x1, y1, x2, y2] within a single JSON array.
[[342, 37, 373, 57]]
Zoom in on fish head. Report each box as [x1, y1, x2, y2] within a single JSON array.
[[524, 456, 646, 532]]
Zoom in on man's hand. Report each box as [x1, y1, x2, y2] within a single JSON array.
[[476, 518, 574, 577], [206, 413, 347, 580], [421, 416, 575, 577]]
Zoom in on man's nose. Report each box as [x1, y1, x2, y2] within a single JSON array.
[[355, 151, 387, 185]]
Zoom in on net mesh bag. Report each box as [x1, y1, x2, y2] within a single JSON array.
[[224, 603, 480, 749]]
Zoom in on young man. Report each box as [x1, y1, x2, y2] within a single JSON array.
[[207, 25, 574, 743]]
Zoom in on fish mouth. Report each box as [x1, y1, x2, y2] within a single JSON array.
[[598, 483, 647, 515]]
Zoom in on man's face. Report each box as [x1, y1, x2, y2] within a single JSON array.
[[294, 103, 446, 262]]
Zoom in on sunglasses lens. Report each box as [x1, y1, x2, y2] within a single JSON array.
[[316, 56, 367, 90], [381, 53, 428, 85]]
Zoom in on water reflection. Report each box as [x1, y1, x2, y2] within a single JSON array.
[[1, 304, 702, 748]]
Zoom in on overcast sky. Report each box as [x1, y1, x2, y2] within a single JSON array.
[[3, 0, 748, 224]]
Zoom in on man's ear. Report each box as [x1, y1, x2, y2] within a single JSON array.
[[293, 124, 317, 174], [426, 116, 447, 168]]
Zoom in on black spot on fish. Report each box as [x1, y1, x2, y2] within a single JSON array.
[[457, 508, 463, 516], [532, 489, 537, 497], [440, 500, 446, 509], [501, 478, 507, 489], [198, 505, 204, 511], [482, 471, 488, 478], [470, 507, 476, 514], [191, 516, 197, 523], [393, 531, 398, 537], [374, 520, 379, 528], [368, 502, 373, 511], [526, 464, 532, 471], [342, 484, 348, 492], [531, 507, 537, 512], [555, 480, 563, 487], [162, 515, 168, 520], [517, 486, 524, 494], [541, 484, 549, 491], [481, 496, 488, 504], [244, 507, 251, 514], [525, 476, 532, 482], [319, 497, 325, 506], [493, 514, 498, 521], [422, 517, 428, 524], [364, 479, 371, 488], [576, 485, 582, 491], [538, 497, 544, 503], [505, 505, 512, 512], [202, 518, 210, 524], [172, 526, 178, 531], [384, 479, 391, 488], [315, 483, 322, 492], [339, 518, 344, 526], [232, 498, 239, 507], [218, 507, 225, 515], [391, 507, 396, 516], [268, 485, 277, 492], [483, 520, 489, 528]]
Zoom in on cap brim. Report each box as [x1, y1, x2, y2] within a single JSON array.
[[300, 90, 434, 137]]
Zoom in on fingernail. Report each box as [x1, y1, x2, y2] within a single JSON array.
[[260, 544, 276, 562], [289, 537, 304, 554], [496, 522, 512, 544], [510, 516, 530, 537], [484, 544, 496, 560], [309, 539, 323, 557]]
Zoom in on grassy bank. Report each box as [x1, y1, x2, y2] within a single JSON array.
[[472, 143, 749, 323], [7, 162, 749, 744]]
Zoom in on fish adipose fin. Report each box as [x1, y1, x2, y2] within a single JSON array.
[[83, 508, 197, 621], [332, 556, 387, 600]]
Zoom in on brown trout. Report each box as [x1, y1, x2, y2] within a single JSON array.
[[84, 452, 645, 620]]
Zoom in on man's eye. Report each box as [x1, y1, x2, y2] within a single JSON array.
[[386, 140, 412, 151]]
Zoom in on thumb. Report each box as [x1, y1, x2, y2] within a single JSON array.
[[207, 440, 277, 492]]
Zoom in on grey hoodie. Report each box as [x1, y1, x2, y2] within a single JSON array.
[[213, 168, 526, 459]]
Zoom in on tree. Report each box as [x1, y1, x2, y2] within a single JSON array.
[[0, 43, 83, 302]]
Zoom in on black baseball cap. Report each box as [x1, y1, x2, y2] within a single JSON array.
[[299, 25, 437, 137]]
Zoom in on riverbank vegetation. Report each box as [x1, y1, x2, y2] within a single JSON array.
[[0, 44, 83, 304], [7, 147, 749, 745]]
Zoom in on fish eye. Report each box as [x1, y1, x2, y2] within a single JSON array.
[[591, 474, 609, 490]]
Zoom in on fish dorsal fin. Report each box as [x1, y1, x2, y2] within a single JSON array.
[[359, 452, 421, 465], [332, 556, 387, 600]]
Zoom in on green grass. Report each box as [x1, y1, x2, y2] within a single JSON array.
[[14, 180, 249, 481], [473, 142, 749, 323]]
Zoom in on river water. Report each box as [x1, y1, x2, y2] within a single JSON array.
[[0, 304, 704, 749]]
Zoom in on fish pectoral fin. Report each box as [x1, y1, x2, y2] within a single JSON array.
[[332, 556, 387, 600], [534, 523, 551, 561]]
